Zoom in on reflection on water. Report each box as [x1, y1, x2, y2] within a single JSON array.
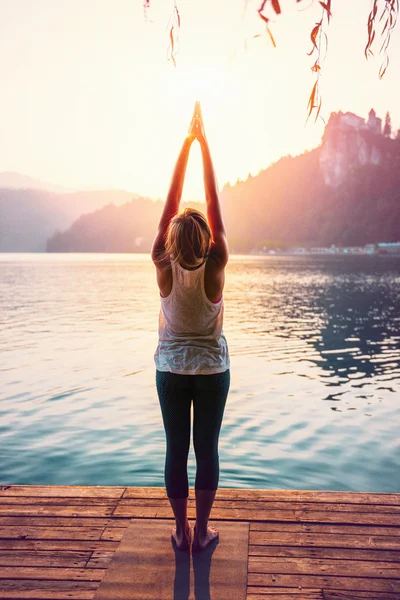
[[0, 253, 399, 492]]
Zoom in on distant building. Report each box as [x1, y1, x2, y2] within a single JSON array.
[[309, 247, 333, 254], [377, 242, 400, 254], [320, 109, 383, 186], [366, 109, 382, 135]]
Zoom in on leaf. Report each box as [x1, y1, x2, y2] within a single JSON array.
[[267, 26, 277, 47], [370, 29, 376, 46], [168, 25, 177, 67], [271, 0, 281, 15], [314, 96, 322, 123], [319, 0, 332, 23], [307, 80, 318, 119], [175, 5, 180, 28], [379, 54, 389, 78], [307, 21, 321, 55], [311, 60, 321, 72]]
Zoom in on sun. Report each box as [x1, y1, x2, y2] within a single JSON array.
[[161, 61, 234, 122]]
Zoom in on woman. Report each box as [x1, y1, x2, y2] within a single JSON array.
[[151, 101, 230, 552]]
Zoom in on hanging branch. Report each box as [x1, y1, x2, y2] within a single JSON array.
[[365, 0, 399, 78], [306, 1, 330, 123], [143, 0, 151, 22], [166, 1, 181, 67], [142, 0, 399, 109], [256, 0, 278, 47]]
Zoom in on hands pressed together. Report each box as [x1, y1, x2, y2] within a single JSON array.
[[187, 100, 207, 146]]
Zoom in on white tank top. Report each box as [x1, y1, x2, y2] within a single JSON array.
[[154, 257, 230, 375]]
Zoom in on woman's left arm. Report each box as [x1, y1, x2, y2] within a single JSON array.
[[151, 136, 193, 264]]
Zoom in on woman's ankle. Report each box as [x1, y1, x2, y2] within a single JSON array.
[[194, 523, 208, 536]]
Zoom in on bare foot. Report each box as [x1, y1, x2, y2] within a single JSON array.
[[171, 521, 191, 551], [192, 524, 219, 552]]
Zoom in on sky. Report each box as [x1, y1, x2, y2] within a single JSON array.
[[1, 0, 400, 201]]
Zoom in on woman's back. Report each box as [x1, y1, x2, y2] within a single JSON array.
[[154, 257, 229, 375]]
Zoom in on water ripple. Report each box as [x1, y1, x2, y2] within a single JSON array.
[[0, 253, 399, 491]]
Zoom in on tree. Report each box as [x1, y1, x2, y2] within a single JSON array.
[[146, 0, 399, 122], [383, 111, 392, 137]]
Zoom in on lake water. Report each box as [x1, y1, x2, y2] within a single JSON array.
[[1, 253, 399, 492]]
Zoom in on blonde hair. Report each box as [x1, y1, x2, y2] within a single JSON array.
[[161, 208, 212, 270]]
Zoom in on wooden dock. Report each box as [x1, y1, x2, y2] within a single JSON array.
[[0, 485, 399, 599]]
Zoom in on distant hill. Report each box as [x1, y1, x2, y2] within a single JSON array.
[[220, 109, 400, 252], [0, 172, 72, 194], [46, 110, 400, 254], [2, 109, 400, 253], [0, 189, 71, 252], [46, 199, 205, 253], [0, 186, 138, 252]]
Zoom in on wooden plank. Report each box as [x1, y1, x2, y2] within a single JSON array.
[[100, 528, 130, 542], [0, 526, 105, 540], [0, 580, 97, 600], [209, 489, 400, 506], [0, 516, 131, 528], [0, 498, 118, 506], [247, 590, 400, 599], [133, 505, 400, 526], [213, 500, 400, 514], [246, 596, 322, 600], [0, 591, 94, 599], [250, 530, 400, 550], [323, 592, 400, 599], [121, 487, 167, 499], [0, 505, 114, 517], [0, 486, 125, 499], [2, 486, 398, 506], [112, 505, 160, 519], [0, 550, 90, 568], [250, 522, 400, 536], [248, 556, 400, 578], [247, 595, 323, 600], [247, 573, 400, 592], [117, 497, 400, 514], [86, 551, 114, 569], [0, 567, 105, 582], [246, 589, 323, 597], [249, 545, 400, 562], [0, 540, 119, 552]]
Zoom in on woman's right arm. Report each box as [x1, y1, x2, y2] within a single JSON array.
[[151, 136, 193, 267]]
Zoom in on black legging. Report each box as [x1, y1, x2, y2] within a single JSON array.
[[156, 369, 230, 499]]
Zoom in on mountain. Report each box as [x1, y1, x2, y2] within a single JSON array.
[[0, 189, 71, 252], [46, 199, 205, 253], [0, 187, 138, 252], [0, 172, 72, 194], [2, 109, 400, 253], [220, 109, 400, 252], [44, 110, 400, 254]]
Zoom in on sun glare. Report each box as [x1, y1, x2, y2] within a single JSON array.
[[161, 62, 233, 123]]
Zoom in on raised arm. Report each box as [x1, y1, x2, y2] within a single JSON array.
[[196, 103, 229, 267], [151, 135, 193, 265]]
